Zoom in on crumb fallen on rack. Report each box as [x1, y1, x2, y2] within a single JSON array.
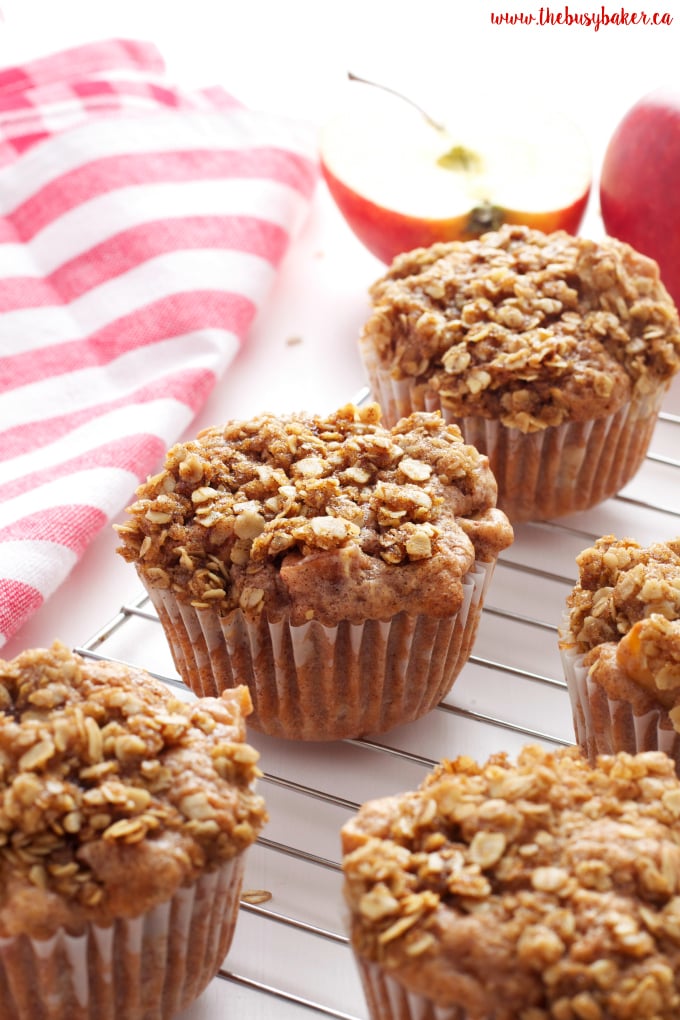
[[241, 889, 273, 905]]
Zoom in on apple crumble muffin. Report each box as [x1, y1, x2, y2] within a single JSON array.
[[0, 641, 266, 1019], [116, 403, 513, 740], [359, 225, 680, 522], [560, 535, 680, 767], [342, 744, 680, 1020]]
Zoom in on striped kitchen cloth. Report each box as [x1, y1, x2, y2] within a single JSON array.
[[0, 38, 319, 648]]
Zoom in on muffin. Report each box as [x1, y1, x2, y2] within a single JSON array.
[[359, 224, 680, 523], [341, 743, 680, 1020], [559, 533, 680, 766], [0, 641, 267, 1020], [115, 402, 513, 742]]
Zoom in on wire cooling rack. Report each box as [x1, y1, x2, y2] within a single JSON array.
[[74, 385, 680, 1020]]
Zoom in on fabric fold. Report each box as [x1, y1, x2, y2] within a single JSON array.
[[0, 38, 319, 647]]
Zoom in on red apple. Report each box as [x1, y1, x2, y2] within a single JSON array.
[[600, 90, 680, 308], [319, 82, 592, 263]]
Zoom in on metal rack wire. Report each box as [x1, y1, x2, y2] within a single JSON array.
[[74, 399, 680, 1020]]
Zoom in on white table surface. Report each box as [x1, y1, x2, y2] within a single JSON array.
[[1, 3, 679, 1018]]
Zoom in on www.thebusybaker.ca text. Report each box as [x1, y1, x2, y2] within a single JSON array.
[[490, 5, 673, 28]]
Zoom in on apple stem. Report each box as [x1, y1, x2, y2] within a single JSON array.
[[347, 71, 445, 132]]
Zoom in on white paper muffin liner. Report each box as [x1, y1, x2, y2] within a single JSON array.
[[356, 957, 482, 1020], [559, 635, 680, 768], [0, 855, 245, 1020], [362, 356, 667, 523], [146, 560, 494, 742]]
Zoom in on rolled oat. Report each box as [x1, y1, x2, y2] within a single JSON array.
[[342, 744, 680, 1018], [0, 642, 267, 938], [361, 226, 680, 432], [116, 403, 513, 626]]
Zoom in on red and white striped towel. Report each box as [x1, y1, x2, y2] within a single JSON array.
[[0, 38, 319, 648]]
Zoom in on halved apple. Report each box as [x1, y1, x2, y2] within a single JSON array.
[[320, 82, 592, 263]]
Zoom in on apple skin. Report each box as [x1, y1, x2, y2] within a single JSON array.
[[600, 90, 680, 307], [322, 160, 591, 264]]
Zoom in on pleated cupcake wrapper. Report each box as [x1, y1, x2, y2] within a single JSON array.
[[559, 639, 680, 768], [146, 560, 493, 741], [362, 355, 666, 523], [0, 856, 245, 1020], [356, 958, 477, 1020]]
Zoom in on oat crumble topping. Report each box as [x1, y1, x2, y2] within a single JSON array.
[[561, 536, 680, 729], [360, 225, 680, 432], [0, 642, 266, 938], [564, 536, 680, 652], [342, 744, 680, 1018], [115, 404, 513, 625]]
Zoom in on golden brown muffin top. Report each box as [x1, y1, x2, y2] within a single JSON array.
[[360, 225, 680, 432], [563, 535, 680, 653], [116, 404, 513, 626], [342, 744, 680, 1018], [0, 642, 266, 938], [561, 534, 680, 726]]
